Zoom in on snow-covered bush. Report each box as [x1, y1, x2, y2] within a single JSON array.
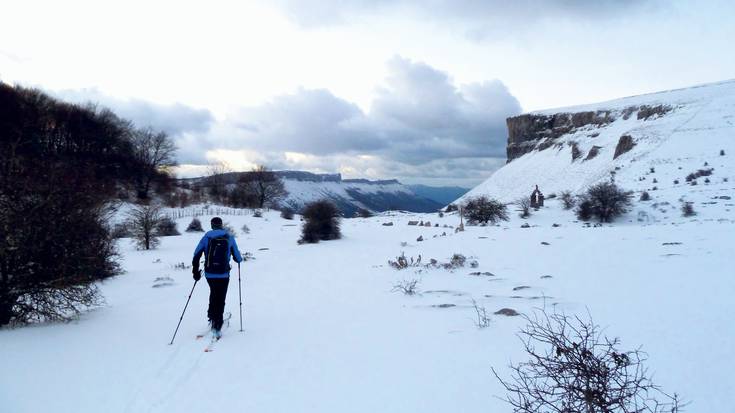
[[575, 182, 632, 223], [299, 200, 341, 244], [128, 204, 162, 250], [560, 191, 576, 210], [186, 218, 204, 232], [253, 210, 263, 218], [156, 216, 180, 236], [462, 196, 509, 225], [493, 310, 682, 413]]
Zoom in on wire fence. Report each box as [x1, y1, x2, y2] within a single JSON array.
[[162, 206, 258, 221]]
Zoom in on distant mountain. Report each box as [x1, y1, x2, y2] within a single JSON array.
[[180, 171, 444, 216], [407, 185, 469, 205]]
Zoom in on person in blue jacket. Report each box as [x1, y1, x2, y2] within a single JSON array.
[[192, 217, 242, 336]]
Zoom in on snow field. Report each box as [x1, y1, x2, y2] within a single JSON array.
[[1, 205, 734, 412]]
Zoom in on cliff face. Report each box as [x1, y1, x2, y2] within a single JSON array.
[[504, 104, 674, 162], [506, 110, 614, 162]]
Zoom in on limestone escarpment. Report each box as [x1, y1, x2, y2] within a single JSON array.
[[505, 105, 671, 162]]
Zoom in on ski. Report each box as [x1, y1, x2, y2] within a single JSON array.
[[195, 312, 232, 340], [202, 312, 231, 352]]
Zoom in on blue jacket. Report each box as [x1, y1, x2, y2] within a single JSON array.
[[192, 229, 243, 279]]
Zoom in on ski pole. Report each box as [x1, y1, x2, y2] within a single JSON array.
[[169, 279, 198, 345], [238, 262, 244, 332]]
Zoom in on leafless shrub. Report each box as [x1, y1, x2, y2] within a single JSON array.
[[516, 197, 532, 218], [575, 182, 632, 223], [391, 279, 420, 295], [471, 299, 491, 328], [492, 310, 683, 413], [156, 216, 180, 236], [186, 218, 204, 232], [299, 200, 341, 244], [681, 202, 696, 217], [463, 196, 509, 225], [388, 253, 422, 269], [280, 207, 295, 220], [445, 203, 458, 212], [640, 191, 651, 201], [241, 224, 250, 234], [560, 191, 576, 210]]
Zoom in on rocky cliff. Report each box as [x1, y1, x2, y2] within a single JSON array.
[[505, 105, 671, 162]]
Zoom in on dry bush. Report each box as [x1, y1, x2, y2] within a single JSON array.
[[493, 310, 683, 413], [280, 207, 295, 220], [186, 218, 204, 232], [156, 216, 180, 236], [463, 196, 509, 225], [299, 200, 342, 244], [560, 191, 576, 210], [516, 197, 532, 218], [681, 202, 696, 217], [391, 279, 420, 295], [575, 182, 632, 223]]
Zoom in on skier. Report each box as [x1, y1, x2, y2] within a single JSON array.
[[192, 217, 243, 338]]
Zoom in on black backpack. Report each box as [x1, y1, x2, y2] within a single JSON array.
[[205, 235, 230, 274]]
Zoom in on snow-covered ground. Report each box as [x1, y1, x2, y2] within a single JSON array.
[[1, 204, 733, 412]]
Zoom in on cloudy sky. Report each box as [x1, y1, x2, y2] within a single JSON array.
[[2, 0, 734, 186]]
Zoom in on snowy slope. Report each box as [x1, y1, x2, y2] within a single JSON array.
[[458, 79, 735, 204], [281, 177, 441, 215], [180, 171, 443, 215]]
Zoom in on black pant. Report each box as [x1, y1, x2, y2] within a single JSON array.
[[206, 277, 229, 330]]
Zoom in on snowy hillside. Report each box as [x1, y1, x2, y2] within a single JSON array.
[[180, 171, 443, 215], [280, 174, 442, 215], [458, 79, 735, 205]]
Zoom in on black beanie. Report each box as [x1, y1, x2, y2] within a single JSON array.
[[211, 217, 223, 229]]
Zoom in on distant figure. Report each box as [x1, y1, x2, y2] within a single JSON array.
[[530, 185, 544, 208], [192, 217, 243, 338]]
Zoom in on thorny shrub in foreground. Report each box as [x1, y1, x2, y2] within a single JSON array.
[[492, 310, 683, 413]]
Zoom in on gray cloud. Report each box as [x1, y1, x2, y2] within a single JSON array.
[[270, 0, 659, 29], [53, 88, 214, 137], [208, 56, 521, 183]]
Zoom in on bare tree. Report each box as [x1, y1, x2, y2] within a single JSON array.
[[242, 165, 288, 208], [131, 127, 177, 200], [128, 204, 163, 250], [492, 310, 683, 413]]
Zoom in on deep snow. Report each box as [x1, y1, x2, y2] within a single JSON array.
[[1, 204, 734, 412]]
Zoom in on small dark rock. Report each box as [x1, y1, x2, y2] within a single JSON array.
[[382, 222, 394, 226], [540, 275, 553, 279], [541, 241, 550, 245], [494, 308, 520, 316], [513, 286, 531, 291], [520, 223, 531, 228]]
